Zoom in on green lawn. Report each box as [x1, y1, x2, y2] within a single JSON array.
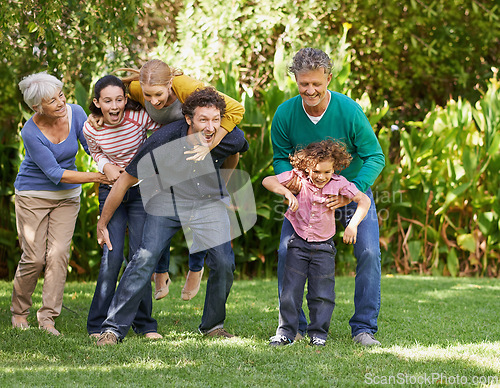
[[1, 275, 499, 387]]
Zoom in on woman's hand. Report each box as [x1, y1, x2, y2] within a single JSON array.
[[96, 173, 113, 185], [103, 164, 124, 183], [87, 113, 104, 129], [326, 195, 352, 210], [184, 144, 210, 161]]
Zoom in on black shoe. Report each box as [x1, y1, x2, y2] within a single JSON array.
[[269, 334, 293, 346], [310, 337, 326, 346]]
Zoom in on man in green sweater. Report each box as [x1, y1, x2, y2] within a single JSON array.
[[271, 47, 385, 346]]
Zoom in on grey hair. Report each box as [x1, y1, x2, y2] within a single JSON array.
[[288, 48, 332, 76], [18, 72, 64, 112]]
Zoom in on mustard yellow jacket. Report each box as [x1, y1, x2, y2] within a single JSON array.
[[129, 74, 244, 133]]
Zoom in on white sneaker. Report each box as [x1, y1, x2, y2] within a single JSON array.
[[269, 334, 293, 346], [310, 337, 326, 346]]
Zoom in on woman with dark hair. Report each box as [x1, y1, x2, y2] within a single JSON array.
[[12, 72, 110, 336], [83, 75, 162, 339]]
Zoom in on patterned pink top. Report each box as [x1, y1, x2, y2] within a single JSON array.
[[277, 169, 359, 242]]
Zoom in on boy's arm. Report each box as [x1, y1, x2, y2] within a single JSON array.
[[262, 175, 298, 212], [343, 191, 371, 245]]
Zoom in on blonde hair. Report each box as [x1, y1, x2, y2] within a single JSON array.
[[290, 140, 352, 173], [117, 59, 183, 87]]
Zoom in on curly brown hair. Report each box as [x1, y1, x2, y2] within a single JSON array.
[[181, 87, 226, 120], [290, 140, 352, 173]]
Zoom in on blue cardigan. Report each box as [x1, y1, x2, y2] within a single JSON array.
[[14, 104, 89, 191]]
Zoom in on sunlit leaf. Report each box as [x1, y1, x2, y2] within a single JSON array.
[[446, 248, 459, 277], [457, 234, 476, 253]]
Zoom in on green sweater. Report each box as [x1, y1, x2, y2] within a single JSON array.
[[271, 91, 385, 192]]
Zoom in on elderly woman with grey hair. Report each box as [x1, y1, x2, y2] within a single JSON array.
[[11, 72, 110, 336]]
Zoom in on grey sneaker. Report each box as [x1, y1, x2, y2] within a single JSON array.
[[96, 331, 118, 346], [353, 332, 381, 346]]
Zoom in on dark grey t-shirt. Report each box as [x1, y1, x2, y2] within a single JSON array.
[[144, 98, 184, 125]]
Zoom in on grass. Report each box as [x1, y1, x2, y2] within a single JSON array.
[[0, 275, 499, 387]]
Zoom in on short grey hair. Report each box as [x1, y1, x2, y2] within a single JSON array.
[[288, 48, 332, 76], [18, 72, 64, 112]]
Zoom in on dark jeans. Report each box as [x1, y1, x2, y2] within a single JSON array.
[[155, 249, 206, 273], [278, 188, 381, 337], [276, 234, 336, 341], [87, 185, 157, 335], [101, 200, 235, 339]]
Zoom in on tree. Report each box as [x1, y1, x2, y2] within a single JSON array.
[[0, 0, 147, 277]]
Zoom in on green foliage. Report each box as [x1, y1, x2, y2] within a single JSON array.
[[334, 0, 499, 125], [0, 0, 147, 278], [1, 0, 499, 279], [144, 0, 499, 127], [148, 0, 342, 90], [375, 70, 500, 276]]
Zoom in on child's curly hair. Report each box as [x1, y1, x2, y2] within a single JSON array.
[[289, 139, 352, 172]]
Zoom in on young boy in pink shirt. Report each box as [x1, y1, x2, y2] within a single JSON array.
[[263, 140, 371, 346]]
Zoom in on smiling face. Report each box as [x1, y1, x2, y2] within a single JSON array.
[[38, 89, 67, 118], [185, 106, 221, 147], [141, 83, 173, 110], [295, 68, 332, 112], [93, 85, 127, 125], [306, 159, 335, 188]]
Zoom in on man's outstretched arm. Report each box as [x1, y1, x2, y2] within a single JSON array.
[[96, 172, 139, 250]]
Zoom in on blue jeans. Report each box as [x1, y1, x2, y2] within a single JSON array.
[[87, 185, 157, 335], [277, 188, 381, 337], [101, 199, 235, 339], [155, 249, 206, 273], [277, 234, 336, 341]]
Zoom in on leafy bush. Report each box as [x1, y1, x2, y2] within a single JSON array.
[[0, 0, 147, 278], [1, 0, 499, 278], [375, 69, 500, 276]]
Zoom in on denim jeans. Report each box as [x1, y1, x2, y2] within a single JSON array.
[[155, 249, 206, 273], [277, 188, 381, 337], [277, 234, 336, 341], [101, 199, 235, 339], [87, 185, 157, 335]]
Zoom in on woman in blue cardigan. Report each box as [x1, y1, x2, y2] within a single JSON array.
[[11, 72, 109, 336]]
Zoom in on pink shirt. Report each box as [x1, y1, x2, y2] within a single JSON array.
[[277, 169, 359, 242], [83, 109, 161, 173]]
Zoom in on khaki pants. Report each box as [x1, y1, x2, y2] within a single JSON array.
[[11, 195, 80, 326]]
